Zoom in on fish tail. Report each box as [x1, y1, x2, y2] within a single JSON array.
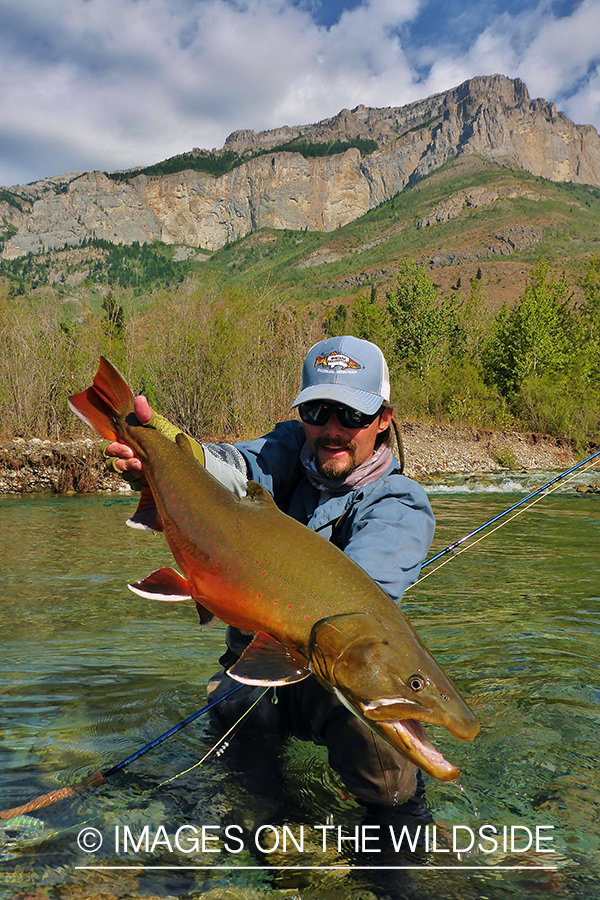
[[68, 357, 135, 441]]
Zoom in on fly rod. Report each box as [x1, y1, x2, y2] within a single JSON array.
[[419, 447, 600, 574], [5, 451, 599, 820], [0, 683, 244, 821]]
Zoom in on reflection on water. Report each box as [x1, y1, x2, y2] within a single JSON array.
[[0, 487, 599, 899]]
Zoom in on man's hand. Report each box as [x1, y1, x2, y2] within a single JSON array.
[[104, 395, 152, 474]]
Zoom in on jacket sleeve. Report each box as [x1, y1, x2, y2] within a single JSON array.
[[340, 477, 435, 605], [194, 421, 304, 500], [227, 420, 306, 503]]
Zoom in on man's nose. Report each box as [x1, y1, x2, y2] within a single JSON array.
[[321, 412, 347, 435]]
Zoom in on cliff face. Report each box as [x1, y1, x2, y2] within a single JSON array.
[[2, 74, 600, 258]]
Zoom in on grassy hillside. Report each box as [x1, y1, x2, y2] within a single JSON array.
[[2, 156, 600, 446], [201, 156, 600, 309], [2, 156, 600, 309]]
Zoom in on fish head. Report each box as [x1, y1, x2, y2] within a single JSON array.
[[308, 612, 479, 782]]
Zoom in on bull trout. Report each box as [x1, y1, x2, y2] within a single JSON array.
[[69, 357, 479, 782]]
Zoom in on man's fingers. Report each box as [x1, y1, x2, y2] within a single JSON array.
[[115, 457, 143, 474], [104, 441, 143, 473], [103, 398, 151, 474], [105, 441, 133, 459], [134, 395, 152, 424]]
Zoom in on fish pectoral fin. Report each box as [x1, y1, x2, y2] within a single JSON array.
[[241, 481, 276, 505], [128, 566, 193, 601], [126, 485, 163, 533], [228, 632, 310, 686]]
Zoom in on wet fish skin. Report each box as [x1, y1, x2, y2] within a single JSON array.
[[68, 357, 479, 782]]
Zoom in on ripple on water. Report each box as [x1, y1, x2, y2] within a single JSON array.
[[0, 492, 599, 899]]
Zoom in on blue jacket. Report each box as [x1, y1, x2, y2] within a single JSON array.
[[207, 420, 435, 605]]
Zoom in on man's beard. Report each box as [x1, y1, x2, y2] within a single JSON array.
[[314, 439, 358, 481]]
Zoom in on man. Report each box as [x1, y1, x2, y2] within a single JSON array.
[[106, 335, 435, 808]]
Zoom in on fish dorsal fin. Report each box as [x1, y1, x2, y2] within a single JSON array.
[[175, 431, 206, 465], [228, 632, 310, 686], [127, 485, 163, 532], [243, 481, 276, 505], [128, 566, 193, 601], [176, 432, 194, 456]]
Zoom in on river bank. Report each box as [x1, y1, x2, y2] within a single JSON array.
[[0, 423, 580, 494]]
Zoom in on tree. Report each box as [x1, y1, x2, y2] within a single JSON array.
[[483, 262, 575, 397], [102, 291, 124, 335], [460, 274, 494, 360], [350, 285, 390, 352], [579, 255, 600, 373], [386, 259, 460, 378]]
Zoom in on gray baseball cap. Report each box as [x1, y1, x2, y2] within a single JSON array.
[[292, 336, 391, 415]]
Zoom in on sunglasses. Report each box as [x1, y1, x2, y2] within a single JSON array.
[[298, 400, 383, 429]]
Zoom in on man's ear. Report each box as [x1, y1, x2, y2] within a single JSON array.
[[377, 406, 394, 433]]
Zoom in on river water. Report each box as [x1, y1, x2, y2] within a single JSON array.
[[0, 475, 599, 900]]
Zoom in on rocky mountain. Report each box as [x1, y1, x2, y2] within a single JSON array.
[[2, 73, 600, 259]]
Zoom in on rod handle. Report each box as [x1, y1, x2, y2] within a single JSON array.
[[0, 770, 105, 820]]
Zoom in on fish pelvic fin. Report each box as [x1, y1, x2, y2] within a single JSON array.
[[228, 632, 310, 686], [68, 357, 135, 442]]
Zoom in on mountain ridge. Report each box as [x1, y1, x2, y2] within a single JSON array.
[[1, 74, 600, 260]]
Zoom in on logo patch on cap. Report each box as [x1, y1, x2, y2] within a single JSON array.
[[314, 352, 363, 372]]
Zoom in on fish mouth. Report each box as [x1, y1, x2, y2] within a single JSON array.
[[362, 697, 480, 741], [332, 688, 463, 781], [357, 697, 478, 781], [377, 717, 460, 782]]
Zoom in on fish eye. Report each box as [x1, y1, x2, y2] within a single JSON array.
[[408, 673, 426, 692]]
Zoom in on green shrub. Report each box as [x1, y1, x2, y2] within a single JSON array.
[[491, 446, 517, 469]]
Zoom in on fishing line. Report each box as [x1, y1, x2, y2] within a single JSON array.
[[7, 449, 598, 821], [0, 684, 245, 821], [409, 453, 600, 589], [419, 448, 600, 571], [157, 687, 271, 788]]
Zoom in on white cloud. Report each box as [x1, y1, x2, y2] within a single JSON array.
[[0, 0, 598, 186], [422, 0, 600, 125], [565, 66, 600, 129]]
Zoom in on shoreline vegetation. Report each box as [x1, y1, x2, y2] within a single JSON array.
[[2, 253, 600, 491], [0, 423, 580, 495]]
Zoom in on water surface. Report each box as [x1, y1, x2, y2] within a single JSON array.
[[0, 480, 598, 899]]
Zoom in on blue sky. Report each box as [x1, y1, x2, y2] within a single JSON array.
[[1, 0, 599, 187]]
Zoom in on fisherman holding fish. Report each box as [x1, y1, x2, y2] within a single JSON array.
[[103, 337, 455, 810]]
